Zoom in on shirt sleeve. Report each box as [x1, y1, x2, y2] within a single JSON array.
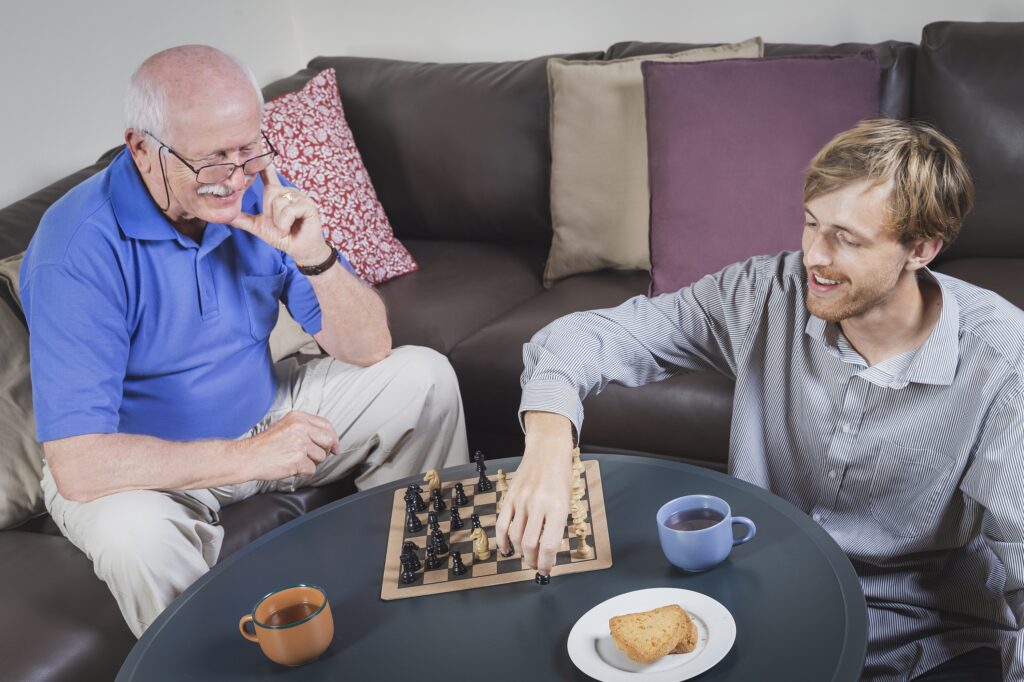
[[519, 255, 772, 440], [960, 390, 1024, 681], [22, 256, 130, 442]]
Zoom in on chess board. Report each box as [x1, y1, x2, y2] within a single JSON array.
[[381, 460, 612, 600]]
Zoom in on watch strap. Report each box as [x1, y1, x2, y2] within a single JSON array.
[[297, 240, 339, 277]]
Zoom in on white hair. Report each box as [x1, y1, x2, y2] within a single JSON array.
[[123, 48, 264, 150]]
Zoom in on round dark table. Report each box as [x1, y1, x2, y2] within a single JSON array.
[[117, 454, 867, 681]]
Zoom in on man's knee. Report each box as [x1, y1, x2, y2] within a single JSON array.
[[385, 345, 461, 405]]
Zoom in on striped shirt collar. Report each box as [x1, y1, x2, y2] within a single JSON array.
[[805, 269, 960, 389]]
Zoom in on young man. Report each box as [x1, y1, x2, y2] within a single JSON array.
[[21, 45, 469, 637], [497, 119, 1023, 680]]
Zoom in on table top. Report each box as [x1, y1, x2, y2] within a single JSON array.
[[117, 453, 867, 682]]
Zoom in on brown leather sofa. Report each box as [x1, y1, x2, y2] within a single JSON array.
[[2, 20, 1022, 681]]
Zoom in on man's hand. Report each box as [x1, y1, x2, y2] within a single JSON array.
[[494, 412, 575, 576], [229, 163, 331, 266], [235, 411, 340, 481]]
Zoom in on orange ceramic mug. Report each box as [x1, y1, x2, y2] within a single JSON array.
[[239, 583, 334, 666]]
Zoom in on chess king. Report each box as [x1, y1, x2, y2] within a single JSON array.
[[499, 119, 1024, 680]]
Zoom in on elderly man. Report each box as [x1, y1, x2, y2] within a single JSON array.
[[20, 45, 469, 637], [498, 119, 1024, 681]]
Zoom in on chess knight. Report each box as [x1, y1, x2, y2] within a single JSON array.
[[471, 526, 492, 561]]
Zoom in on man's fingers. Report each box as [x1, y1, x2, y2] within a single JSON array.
[[261, 162, 282, 187], [495, 500, 513, 553], [536, 512, 565, 575], [520, 513, 545, 570], [228, 211, 258, 234], [507, 504, 528, 557]]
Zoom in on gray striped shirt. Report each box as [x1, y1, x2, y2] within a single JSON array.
[[520, 252, 1024, 680]]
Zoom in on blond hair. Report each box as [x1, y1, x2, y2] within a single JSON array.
[[804, 119, 973, 247]]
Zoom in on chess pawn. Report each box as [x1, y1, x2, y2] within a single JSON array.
[[453, 482, 470, 507], [405, 508, 423, 533], [574, 526, 593, 560], [571, 478, 585, 501], [431, 487, 447, 512], [470, 513, 482, 530], [471, 526, 491, 561], [425, 544, 443, 570], [449, 506, 465, 530], [496, 469, 508, 494], [450, 550, 468, 576], [430, 527, 448, 555], [572, 449, 585, 477]]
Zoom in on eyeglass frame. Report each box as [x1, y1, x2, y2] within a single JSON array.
[[143, 130, 278, 211]]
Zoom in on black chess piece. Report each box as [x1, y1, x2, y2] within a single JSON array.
[[406, 484, 427, 512], [474, 450, 487, 473], [401, 541, 422, 572], [405, 508, 423, 533], [450, 550, 468, 576], [400, 558, 417, 584], [449, 506, 464, 530], [534, 572, 550, 585], [431, 487, 447, 512], [430, 527, 448, 555], [476, 469, 493, 493], [427, 511, 439, 531], [453, 482, 470, 507], [425, 544, 443, 570], [500, 542, 515, 558], [471, 513, 482, 529]]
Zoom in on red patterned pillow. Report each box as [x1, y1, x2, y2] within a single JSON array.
[[263, 68, 417, 284]]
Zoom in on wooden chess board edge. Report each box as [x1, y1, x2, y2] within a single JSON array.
[[583, 459, 613, 569]]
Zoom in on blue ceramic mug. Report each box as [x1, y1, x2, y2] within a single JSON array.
[[656, 495, 756, 572]]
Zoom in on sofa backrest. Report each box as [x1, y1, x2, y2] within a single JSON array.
[[913, 21, 1024, 263]]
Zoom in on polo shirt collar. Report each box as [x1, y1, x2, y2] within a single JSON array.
[[805, 268, 960, 388], [109, 147, 264, 249]]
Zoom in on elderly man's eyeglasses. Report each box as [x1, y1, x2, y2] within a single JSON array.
[[145, 131, 278, 184]]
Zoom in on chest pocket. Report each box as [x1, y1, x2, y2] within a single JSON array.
[[241, 272, 287, 341], [869, 439, 954, 539]]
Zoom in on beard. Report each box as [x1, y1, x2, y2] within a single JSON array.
[[805, 266, 902, 323]]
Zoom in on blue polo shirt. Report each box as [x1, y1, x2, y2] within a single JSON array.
[[21, 148, 351, 442]]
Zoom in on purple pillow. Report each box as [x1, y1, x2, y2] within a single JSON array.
[[643, 54, 880, 295]]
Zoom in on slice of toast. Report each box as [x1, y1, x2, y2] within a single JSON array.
[[670, 607, 698, 653], [609, 605, 685, 664]]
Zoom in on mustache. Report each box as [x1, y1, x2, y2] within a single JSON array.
[[196, 184, 234, 197]]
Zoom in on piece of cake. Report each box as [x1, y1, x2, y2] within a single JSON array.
[[670, 607, 698, 653], [609, 604, 686, 664]]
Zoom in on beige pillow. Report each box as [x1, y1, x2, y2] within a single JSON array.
[[545, 37, 764, 286], [269, 302, 321, 362], [0, 252, 45, 529]]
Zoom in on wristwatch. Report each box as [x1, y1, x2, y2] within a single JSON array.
[[297, 240, 339, 277]]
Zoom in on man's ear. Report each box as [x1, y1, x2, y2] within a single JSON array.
[[125, 129, 154, 173], [906, 237, 944, 272]]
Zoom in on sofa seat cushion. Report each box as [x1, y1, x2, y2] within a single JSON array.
[[932, 258, 1024, 310], [449, 270, 734, 467], [0, 531, 135, 682], [378, 239, 547, 354]]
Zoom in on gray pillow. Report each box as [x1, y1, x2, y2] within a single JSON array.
[[0, 252, 45, 529]]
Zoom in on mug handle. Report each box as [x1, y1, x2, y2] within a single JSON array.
[[239, 614, 259, 643], [731, 516, 756, 546]]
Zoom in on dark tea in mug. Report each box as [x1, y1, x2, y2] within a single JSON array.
[[664, 508, 725, 531], [265, 602, 319, 627]]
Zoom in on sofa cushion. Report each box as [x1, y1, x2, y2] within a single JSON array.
[[643, 53, 879, 294], [544, 37, 763, 287], [0, 531, 135, 682], [263, 68, 417, 285], [449, 271, 733, 466], [377, 239, 547, 354], [304, 52, 602, 245], [915, 22, 1024, 262], [932, 258, 1024, 310], [606, 40, 916, 119], [0, 252, 45, 529]]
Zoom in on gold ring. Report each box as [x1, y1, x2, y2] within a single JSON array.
[[281, 191, 295, 202]]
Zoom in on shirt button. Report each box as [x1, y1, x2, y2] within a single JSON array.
[[812, 513, 822, 522], [827, 470, 837, 479], [841, 423, 852, 434]]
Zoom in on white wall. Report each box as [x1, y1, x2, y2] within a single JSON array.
[[293, 0, 1024, 62], [4, 0, 1024, 210], [0, 0, 304, 209]]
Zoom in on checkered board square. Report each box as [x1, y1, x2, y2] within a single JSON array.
[[381, 459, 612, 600]]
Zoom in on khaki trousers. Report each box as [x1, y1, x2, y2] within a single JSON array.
[[40, 346, 469, 638]]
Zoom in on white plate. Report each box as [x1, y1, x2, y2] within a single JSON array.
[[567, 588, 736, 682]]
